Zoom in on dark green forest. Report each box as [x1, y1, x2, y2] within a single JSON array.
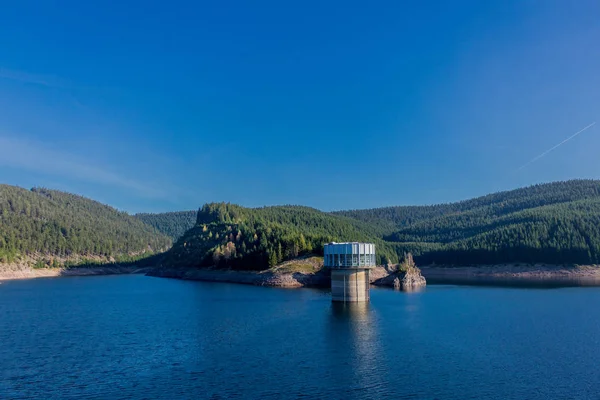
[[135, 211, 196, 240], [338, 180, 600, 265], [3, 180, 600, 270], [0, 185, 171, 265], [335, 180, 600, 236], [167, 180, 600, 270], [164, 203, 400, 270]]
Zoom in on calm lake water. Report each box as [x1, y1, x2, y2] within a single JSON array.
[[1, 275, 600, 399]]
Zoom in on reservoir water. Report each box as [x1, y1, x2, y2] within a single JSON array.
[[1, 274, 600, 399]]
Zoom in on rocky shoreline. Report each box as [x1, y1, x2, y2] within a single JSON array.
[[4, 262, 600, 288], [369, 265, 427, 289], [147, 267, 331, 287], [148, 263, 600, 288], [147, 264, 427, 289], [420, 264, 600, 285], [1, 261, 426, 289], [0, 266, 151, 281]]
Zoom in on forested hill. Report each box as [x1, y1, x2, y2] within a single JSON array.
[[135, 211, 196, 240], [334, 180, 600, 236], [337, 180, 600, 265], [4, 180, 600, 270], [164, 203, 400, 270], [167, 180, 600, 270], [0, 185, 171, 266]]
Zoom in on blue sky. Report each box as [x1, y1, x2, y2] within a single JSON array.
[[0, 0, 599, 213]]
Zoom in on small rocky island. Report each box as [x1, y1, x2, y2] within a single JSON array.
[[370, 253, 427, 291]]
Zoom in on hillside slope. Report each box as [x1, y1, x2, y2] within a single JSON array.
[[164, 203, 400, 270], [335, 180, 600, 236], [0, 185, 171, 266], [135, 211, 196, 240], [166, 180, 600, 270], [4, 180, 599, 272], [341, 180, 600, 265]]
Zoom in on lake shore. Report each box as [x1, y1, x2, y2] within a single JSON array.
[[146, 266, 331, 287], [420, 264, 600, 285], [147, 265, 420, 288], [0, 265, 150, 281], [4, 262, 600, 287], [149, 263, 600, 288]]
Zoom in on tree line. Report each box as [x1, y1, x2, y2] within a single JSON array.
[[5, 180, 600, 270], [166, 180, 600, 270], [165, 202, 400, 270], [0, 185, 171, 264], [135, 211, 196, 240]]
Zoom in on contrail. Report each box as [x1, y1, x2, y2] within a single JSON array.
[[518, 122, 596, 170]]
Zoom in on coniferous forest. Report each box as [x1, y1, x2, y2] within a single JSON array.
[[2, 180, 600, 270], [164, 202, 401, 270], [0, 185, 171, 265], [166, 180, 600, 270], [135, 211, 196, 240]]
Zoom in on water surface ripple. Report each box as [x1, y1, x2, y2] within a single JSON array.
[[1, 275, 599, 399]]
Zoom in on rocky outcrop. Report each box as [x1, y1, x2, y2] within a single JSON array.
[[150, 262, 428, 290], [260, 269, 330, 287], [400, 266, 427, 289], [148, 255, 332, 288], [370, 262, 427, 291], [148, 254, 427, 290]]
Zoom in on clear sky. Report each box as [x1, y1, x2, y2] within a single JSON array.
[[0, 0, 598, 213]]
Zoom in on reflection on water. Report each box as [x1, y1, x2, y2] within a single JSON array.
[[330, 301, 371, 319], [4, 275, 600, 399], [326, 301, 389, 396], [398, 285, 425, 293]]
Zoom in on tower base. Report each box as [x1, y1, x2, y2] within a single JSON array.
[[331, 269, 370, 302]]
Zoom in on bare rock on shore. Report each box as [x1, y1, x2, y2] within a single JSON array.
[[0, 265, 147, 281], [419, 264, 600, 286], [147, 266, 331, 288], [370, 266, 427, 289], [371, 253, 427, 290], [149, 255, 427, 290], [400, 266, 427, 289], [148, 256, 331, 288]]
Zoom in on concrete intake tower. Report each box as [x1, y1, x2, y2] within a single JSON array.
[[324, 242, 376, 302]]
